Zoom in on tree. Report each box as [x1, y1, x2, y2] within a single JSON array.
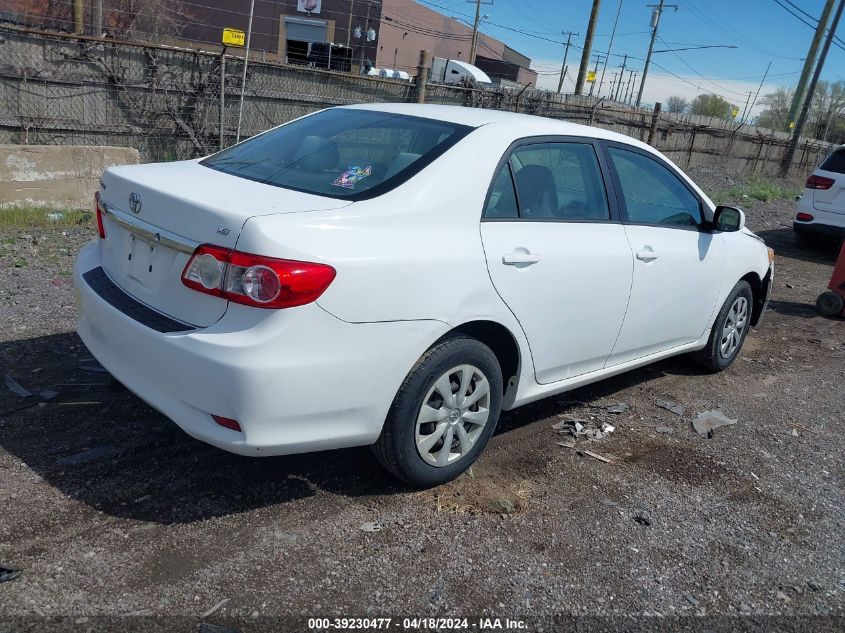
[[666, 95, 688, 114], [756, 86, 794, 130], [690, 94, 733, 120]]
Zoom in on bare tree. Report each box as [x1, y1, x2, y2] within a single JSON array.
[[666, 95, 688, 114]]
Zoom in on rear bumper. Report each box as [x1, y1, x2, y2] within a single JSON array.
[[73, 241, 447, 456]]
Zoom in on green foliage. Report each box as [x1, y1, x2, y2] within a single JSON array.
[[720, 178, 799, 207], [0, 206, 92, 229], [690, 94, 734, 120]]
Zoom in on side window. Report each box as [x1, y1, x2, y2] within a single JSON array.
[[483, 163, 519, 219], [510, 143, 610, 220], [608, 147, 703, 227]]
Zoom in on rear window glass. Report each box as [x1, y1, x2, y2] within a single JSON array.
[[201, 109, 472, 200], [820, 149, 845, 174]]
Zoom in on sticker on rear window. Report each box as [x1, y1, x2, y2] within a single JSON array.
[[332, 165, 372, 189]]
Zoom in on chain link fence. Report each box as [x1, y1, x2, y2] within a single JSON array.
[[0, 24, 834, 177]]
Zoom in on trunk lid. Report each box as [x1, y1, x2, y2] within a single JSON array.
[[98, 159, 350, 327]]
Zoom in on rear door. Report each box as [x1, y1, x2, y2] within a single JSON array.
[[813, 148, 845, 214], [602, 143, 724, 366], [479, 138, 633, 384]]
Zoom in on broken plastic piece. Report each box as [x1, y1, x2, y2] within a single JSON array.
[[4, 375, 33, 398], [692, 410, 737, 437]]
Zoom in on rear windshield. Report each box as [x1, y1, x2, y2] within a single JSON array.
[[820, 149, 845, 174], [201, 109, 472, 200]]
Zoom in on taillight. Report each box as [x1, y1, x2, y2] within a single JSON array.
[[181, 244, 336, 309], [94, 191, 106, 239], [796, 212, 814, 222], [806, 175, 835, 190]]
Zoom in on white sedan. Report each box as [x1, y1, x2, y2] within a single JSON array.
[[74, 103, 774, 487]]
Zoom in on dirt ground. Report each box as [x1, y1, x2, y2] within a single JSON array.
[[1, 168, 844, 632]]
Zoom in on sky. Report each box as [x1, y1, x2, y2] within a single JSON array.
[[417, 0, 845, 116]]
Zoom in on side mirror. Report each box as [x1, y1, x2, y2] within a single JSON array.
[[713, 205, 745, 232]]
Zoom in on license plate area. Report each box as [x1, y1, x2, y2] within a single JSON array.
[[124, 233, 162, 286]]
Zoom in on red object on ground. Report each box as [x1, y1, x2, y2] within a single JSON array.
[[817, 241, 845, 317]]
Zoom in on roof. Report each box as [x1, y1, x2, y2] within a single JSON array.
[[341, 103, 651, 149], [444, 60, 493, 84]]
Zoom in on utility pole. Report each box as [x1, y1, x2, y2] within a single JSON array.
[[575, 0, 602, 95], [235, 0, 255, 143], [782, 0, 844, 175], [468, 0, 494, 65], [786, 0, 835, 131], [557, 31, 578, 93], [739, 91, 752, 123], [588, 53, 606, 96], [347, 0, 355, 46], [626, 70, 638, 104], [73, 0, 84, 34], [636, 0, 678, 108], [93, 0, 103, 36], [614, 53, 628, 100], [744, 62, 770, 124], [359, 1, 372, 70], [598, 0, 625, 99]]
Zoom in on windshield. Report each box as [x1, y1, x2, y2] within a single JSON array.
[[201, 109, 473, 200]]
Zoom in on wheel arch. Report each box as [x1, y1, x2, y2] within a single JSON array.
[[444, 319, 523, 409], [740, 269, 770, 326]]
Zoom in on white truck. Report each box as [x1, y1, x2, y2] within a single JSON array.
[[430, 57, 492, 85]]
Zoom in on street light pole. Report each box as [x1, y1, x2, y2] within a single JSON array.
[[468, 0, 493, 65]]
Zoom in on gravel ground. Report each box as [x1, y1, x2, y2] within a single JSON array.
[[1, 168, 844, 632]]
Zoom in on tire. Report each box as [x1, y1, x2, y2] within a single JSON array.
[[690, 280, 754, 373], [372, 335, 503, 488], [816, 291, 844, 317]]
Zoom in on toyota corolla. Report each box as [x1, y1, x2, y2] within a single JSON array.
[[74, 103, 774, 487]]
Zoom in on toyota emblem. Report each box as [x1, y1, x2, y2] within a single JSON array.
[[128, 192, 142, 214]]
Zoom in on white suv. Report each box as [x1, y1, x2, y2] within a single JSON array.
[[74, 104, 774, 487], [794, 145, 845, 242]]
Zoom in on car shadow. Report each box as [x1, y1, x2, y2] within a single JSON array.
[[753, 227, 841, 264], [0, 332, 719, 525]]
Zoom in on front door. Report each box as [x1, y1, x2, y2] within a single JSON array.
[[480, 140, 633, 384], [603, 144, 725, 366]]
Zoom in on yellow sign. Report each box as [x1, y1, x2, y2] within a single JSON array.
[[789, 121, 795, 129], [222, 28, 245, 47], [586, 70, 597, 83], [731, 106, 739, 118]]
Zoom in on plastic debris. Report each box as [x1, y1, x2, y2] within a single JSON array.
[[360, 521, 382, 532], [633, 515, 651, 526], [656, 399, 686, 416], [0, 564, 22, 583], [692, 410, 737, 437], [46, 212, 65, 221], [556, 439, 576, 449], [606, 403, 628, 414], [4, 375, 33, 398]]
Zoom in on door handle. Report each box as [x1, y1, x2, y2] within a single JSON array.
[[503, 252, 541, 265], [636, 248, 660, 262]]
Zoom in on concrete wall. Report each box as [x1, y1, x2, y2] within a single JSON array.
[[0, 145, 140, 209]]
